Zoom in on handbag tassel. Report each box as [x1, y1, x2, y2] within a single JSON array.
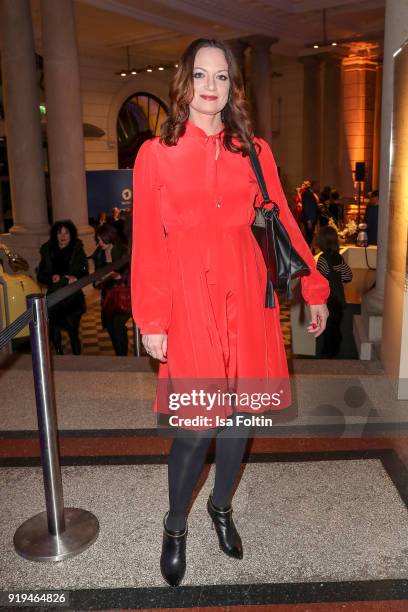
[[265, 270, 275, 308]]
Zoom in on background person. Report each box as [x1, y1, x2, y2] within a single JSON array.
[[110, 206, 125, 241], [37, 220, 88, 355], [328, 189, 343, 227], [364, 189, 379, 245], [316, 225, 352, 358], [92, 223, 130, 356], [97, 211, 108, 226], [301, 180, 319, 250]]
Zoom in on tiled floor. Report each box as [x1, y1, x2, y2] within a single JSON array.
[[62, 288, 136, 356]]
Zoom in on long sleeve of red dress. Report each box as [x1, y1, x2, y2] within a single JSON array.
[[255, 138, 330, 305], [131, 139, 172, 335]]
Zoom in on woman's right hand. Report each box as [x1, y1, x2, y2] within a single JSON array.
[[52, 274, 60, 283], [142, 333, 168, 362]]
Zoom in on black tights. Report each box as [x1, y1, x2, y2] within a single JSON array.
[[166, 412, 252, 531]]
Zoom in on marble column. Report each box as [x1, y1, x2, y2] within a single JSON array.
[[298, 55, 324, 186], [321, 54, 342, 190], [342, 57, 377, 196], [40, 0, 94, 253], [227, 38, 248, 88], [0, 0, 49, 270], [247, 35, 279, 143], [356, 0, 408, 365]]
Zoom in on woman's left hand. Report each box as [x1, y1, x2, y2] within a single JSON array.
[[307, 303, 329, 337], [65, 275, 77, 284]]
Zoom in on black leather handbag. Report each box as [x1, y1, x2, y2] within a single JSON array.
[[249, 142, 310, 308]]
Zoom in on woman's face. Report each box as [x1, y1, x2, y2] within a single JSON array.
[[97, 237, 111, 250], [189, 46, 230, 118], [57, 226, 71, 249]]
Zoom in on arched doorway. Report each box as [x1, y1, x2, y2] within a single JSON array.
[[117, 92, 168, 169]]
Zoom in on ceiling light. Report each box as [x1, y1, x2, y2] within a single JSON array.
[[117, 59, 176, 76], [174, 63, 179, 68], [331, 42, 337, 46], [314, 45, 319, 49]]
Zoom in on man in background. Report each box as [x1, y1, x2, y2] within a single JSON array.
[[110, 206, 125, 239], [301, 180, 319, 251], [364, 190, 379, 245]]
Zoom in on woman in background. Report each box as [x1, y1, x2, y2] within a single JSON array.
[[316, 225, 352, 358], [37, 220, 88, 355], [93, 223, 130, 356]]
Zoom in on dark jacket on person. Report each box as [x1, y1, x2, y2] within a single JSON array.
[[329, 201, 343, 225], [37, 238, 89, 314], [315, 250, 353, 358], [301, 189, 319, 224], [364, 204, 379, 245]]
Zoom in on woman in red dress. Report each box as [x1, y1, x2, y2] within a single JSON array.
[[131, 38, 329, 587]]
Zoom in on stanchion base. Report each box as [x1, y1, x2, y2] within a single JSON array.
[[14, 507, 99, 562]]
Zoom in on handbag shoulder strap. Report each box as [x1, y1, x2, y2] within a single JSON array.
[[249, 142, 276, 207]]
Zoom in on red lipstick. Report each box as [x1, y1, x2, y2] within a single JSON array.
[[200, 95, 218, 100]]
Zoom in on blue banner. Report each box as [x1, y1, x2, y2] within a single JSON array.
[[86, 170, 132, 224]]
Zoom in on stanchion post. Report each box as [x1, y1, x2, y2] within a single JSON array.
[[27, 294, 65, 535], [13, 293, 99, 562]]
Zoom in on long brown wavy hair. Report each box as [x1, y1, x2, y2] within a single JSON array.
[[160, 38, 256, 156]]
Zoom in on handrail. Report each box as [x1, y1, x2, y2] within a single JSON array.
[[46, 254, 129, 309]]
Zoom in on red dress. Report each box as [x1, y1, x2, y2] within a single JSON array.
[[131, 120, 329, 426]]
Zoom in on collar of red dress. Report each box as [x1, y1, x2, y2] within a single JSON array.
[[184, 119, 226, 140]]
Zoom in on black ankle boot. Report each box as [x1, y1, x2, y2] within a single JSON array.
[[160, 511, 188, 587], [207, 489, 243, 559]]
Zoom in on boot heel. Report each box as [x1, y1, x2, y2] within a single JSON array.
[[207, 490, 243, 559]]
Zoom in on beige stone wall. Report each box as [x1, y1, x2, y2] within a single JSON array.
[[79, 52, 170, 171]]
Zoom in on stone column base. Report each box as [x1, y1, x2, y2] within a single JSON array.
[[353, 287, 384, 360]]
